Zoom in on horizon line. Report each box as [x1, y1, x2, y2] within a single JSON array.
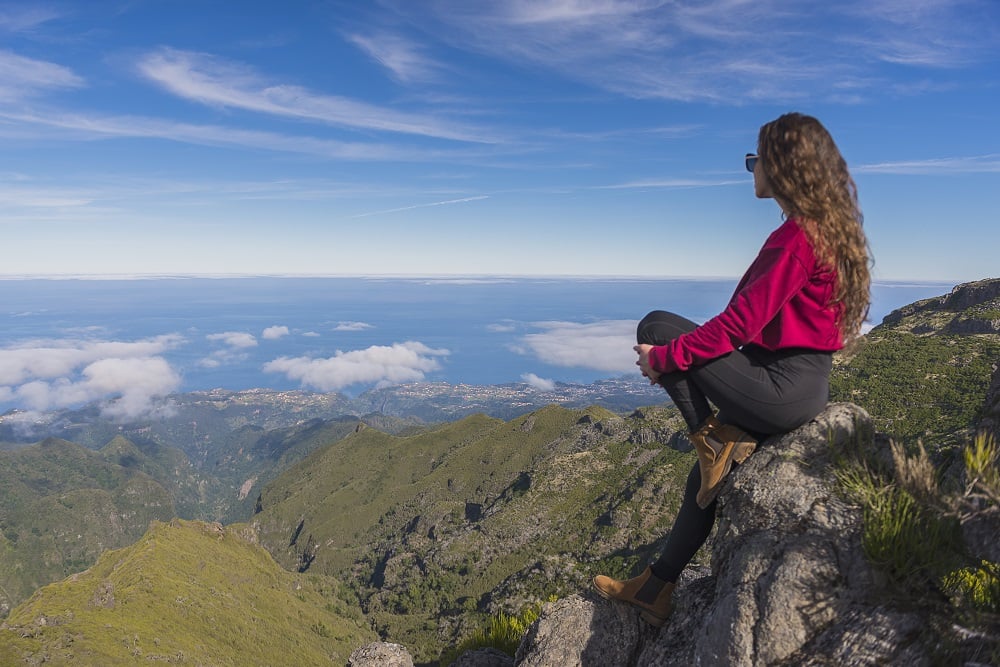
[[0, 272, 967, 285]]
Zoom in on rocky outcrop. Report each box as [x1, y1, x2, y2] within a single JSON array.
[[349, 641, 414, 667], [512, 403, 938, 666], [881, 277, 1000, 334]]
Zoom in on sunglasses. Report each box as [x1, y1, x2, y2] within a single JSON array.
[[745, 154, 758, 173]]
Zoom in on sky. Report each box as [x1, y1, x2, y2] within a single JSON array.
[[2, 0, 999, 282]]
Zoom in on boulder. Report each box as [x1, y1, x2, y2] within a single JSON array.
[[348, 641, 414, 667]]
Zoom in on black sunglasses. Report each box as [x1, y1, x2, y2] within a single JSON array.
[[745, 154, 758, 173]]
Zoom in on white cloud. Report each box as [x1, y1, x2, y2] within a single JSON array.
[[136, 48, 494, 143], [855, 154, 1000, 175], [487, 322, 517, 333], [348, 31, 443, 83], [0, 335, 183, 385], [397, 0, 998, 103], [0, 336, 184, 419], [263, 341, 449, 392], [518, 319, 637, 373], [521, 373, 555, 391], [207, 331, 258, 348], [333, 321, 374, 332], [0, 50, 83, 102], [302, 331, 321, 337], [262, 325, 290, 340], [348, 195, 488, 219]]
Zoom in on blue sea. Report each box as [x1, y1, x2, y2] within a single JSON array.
[[0, 277, 954, 416]]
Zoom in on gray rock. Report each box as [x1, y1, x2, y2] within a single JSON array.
[[348, 641, 414, 667], [514, 594, 649, 666], [448, 646, 515, 667], [515, 403, 941, 666]]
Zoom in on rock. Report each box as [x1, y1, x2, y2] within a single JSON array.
[[348, 641, 414, 667], [514, 595, 648, 666], [448, 646, 515, 666], [514, 403, 940, 666]]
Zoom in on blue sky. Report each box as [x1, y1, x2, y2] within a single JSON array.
[[2, 0, 999, 282]]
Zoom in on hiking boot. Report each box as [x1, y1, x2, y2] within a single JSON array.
[[592, 566, 675, 626], [690, 416, 757, 509]]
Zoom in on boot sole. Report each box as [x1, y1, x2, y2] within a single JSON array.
[[696, 439, 757, 509]]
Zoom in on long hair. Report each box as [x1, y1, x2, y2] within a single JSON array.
[[757, 112, 872, 342]]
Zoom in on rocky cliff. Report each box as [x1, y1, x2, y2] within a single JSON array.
[[425, 402, 991, 666], [881, 277, 1000, 335]]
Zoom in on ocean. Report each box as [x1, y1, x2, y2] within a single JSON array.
[[0, 277, 955, 417]]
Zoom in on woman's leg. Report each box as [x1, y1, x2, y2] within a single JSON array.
[[636, 310, 832, 435], [636, 311, 713, 430], [650, 461, 713, 583], [634, 310, 834, 583]]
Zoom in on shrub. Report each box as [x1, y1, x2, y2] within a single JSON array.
[[941, 560, 1000, 613], [439, 600, 549, 666]]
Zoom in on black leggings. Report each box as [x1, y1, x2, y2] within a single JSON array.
[[637, 311, 832, 583]]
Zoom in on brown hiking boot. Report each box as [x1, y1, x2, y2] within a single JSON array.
[[592, 566, 675, 626], [690, 416, 757, 509]]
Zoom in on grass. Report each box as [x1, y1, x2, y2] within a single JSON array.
[[0, 519, 374, 666], [438, 600, 549, 666]]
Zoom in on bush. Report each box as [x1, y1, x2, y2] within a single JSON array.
[[439, 601, 548, 666]]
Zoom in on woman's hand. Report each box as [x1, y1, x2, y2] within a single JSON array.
[[634, 344, 660, 385]]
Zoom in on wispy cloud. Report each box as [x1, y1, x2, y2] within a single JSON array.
[[348, 32, 444, 83], [855, 154, 1000, 175], [136, 48, 496, 143], [397, 0, 998, 103], [600, 178, 744, 190], [0, 109, 426, 161], [516, 319, 637, 373], [0, 7, 63, 33], [348, 195, 488, 219], [263, 341, 449, 391], [0, 50, 83, 102]]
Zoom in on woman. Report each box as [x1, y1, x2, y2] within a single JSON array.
[[593, 112, 871, 626]]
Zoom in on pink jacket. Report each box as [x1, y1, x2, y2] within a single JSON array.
[[648, 218, 843, 374]]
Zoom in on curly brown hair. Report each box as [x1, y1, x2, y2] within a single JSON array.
[[757, 112, 872, 342]]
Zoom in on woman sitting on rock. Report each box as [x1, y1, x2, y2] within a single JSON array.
[[593, 112, 872, 626]]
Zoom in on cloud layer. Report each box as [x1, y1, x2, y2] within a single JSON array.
[[517, 320, 638, 373], [0, 335, 183, 419], [264, 341, 449, 392]]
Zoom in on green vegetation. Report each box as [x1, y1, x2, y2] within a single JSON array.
[[0, 439, 175, 615], [253, 404, 693, 662], [942, 560, 1000, 613], [439, 599, 551, 666], [835, 431, 1000, 662], [831, 331, 1000, 445], [0, 519, 374, 665]]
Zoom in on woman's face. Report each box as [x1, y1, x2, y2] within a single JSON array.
[[753, 159, 774, 199]]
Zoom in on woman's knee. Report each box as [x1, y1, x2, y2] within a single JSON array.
[[636, 310, 696, 345]]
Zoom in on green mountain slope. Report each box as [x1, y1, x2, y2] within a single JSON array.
[[0, 438, 175, 616], [0, 519, 374, 666], [253, 403, 693, 662], [831, 278, 1000, 447]]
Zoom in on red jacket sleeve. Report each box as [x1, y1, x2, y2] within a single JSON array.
[[647, 246, 811, 373]]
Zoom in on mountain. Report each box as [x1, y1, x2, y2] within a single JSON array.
[[0, 278, 996, 665], [0, 438, 175, 617], [0, 519, 375, 665], [830, 277, 1000, 448], [251, 403, 693, 663]]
